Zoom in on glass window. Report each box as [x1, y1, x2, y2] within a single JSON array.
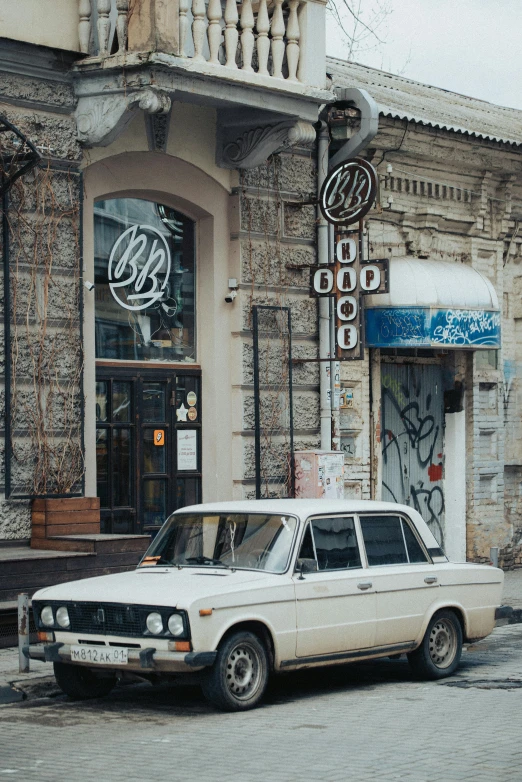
[[95, 382, 108, 422], [402, 520, 428, 563], [360, 515, 408, 566], [145, 513, 297, 573], [309, 516, 361, 571], [143, 383, 166, 422], [143, 429, 166, 474], [94, 198, 195, 362], [113, 382, 131, 422]]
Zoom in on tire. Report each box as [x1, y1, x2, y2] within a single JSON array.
[[200, 631, 269, 711], [407, 609, 463, 680], [53, 662, 117, 700]]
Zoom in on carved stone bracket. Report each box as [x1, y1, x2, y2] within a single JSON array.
[[76, 87, 172, 147], [218, 119, 316, 169]]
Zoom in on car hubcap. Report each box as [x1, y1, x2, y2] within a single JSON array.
[[226, 643, 261, 700], [429, 619, 457, 669]]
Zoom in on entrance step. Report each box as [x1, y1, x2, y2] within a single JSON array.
[[0, 535, 150, 607], [31, 534, 149, 554]]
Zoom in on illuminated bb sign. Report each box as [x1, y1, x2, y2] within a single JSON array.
[[310, 231, 389, 360], [108, 224, 171, 312], [319, 158, 378, 226]]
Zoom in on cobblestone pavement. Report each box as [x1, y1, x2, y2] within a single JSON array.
[[501, 569, 522, 608], [0, 624, 522, 782]]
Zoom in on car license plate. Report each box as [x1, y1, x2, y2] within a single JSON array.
[[70, 645, 128, 665]]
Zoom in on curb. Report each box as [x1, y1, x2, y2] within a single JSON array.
[[495, 605, 522, 625]]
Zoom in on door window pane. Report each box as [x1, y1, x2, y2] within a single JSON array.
[[96, 382, 108, 422], [360, 516, 408, 566], [143, 480, 167, 528], [143, 383, 166, 422], [94, 198, 196, 362], [96, 429, 109, 508], [143, 428, 166, 474], [309, 517, 361, 571], [112, 428, 132, 506], [402, 520, 428, 563], [113, 382, 131, 422]]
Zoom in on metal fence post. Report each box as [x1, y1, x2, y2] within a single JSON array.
[[490, 547, 499, 569], [18, 592, 30, 673]]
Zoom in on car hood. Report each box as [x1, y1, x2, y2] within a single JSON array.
[[32, 566, 284, 609]]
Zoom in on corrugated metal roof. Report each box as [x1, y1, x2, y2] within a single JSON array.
[[326, 58, 522, 147]]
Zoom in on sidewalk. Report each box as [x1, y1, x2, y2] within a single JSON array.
[[1, 567, 522, 704]]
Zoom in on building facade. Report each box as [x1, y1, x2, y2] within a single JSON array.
[[1, 2, 522, 577]]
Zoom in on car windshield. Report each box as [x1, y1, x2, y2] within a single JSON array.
[[142, 513, 298, 573]]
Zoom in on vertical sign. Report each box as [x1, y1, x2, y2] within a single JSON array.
[[310, 157, 389, 360]]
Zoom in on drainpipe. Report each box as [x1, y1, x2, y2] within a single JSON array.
[[329, 88, 379, 168], [317, 120, 331, 450], [316, 88, 379, 453]]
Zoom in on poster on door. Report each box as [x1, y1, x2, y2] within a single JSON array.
[[177, 430, 197, 471]]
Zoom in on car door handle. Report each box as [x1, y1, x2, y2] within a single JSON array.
[[357, 582, 372, 590], [424, 577, 438, 584]]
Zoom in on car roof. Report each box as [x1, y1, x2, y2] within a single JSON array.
[[173, 499, 442, 551]]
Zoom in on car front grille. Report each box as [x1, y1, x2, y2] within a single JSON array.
[[68, 602, 144, 636]]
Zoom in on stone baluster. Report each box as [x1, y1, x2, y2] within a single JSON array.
[[270, 0, 285, 79], [240, 0, 255, 72], [179, 0, 190, 56], [285, 0, 300, 80], [224, 0, 239, 68], [192, 0, 207, 61], [78, 0, 92, 54], [115, 0, 129, 54], [97, 0, 112, 56], [207, 0, 223, 64], [256, 0, 270, 75]]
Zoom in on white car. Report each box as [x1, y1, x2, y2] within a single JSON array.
[[28, 500, 504, 711]]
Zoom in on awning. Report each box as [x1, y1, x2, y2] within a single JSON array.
[[365, 257, 500, 349]]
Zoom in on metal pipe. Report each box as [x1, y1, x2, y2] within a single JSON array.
[[317, 121, 331, 451], [490, 547, 499, 568], [18, 593, 30, 673]]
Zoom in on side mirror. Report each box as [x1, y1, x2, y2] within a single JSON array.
[[295, 558, 318, 578]]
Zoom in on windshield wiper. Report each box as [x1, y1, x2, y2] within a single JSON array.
[[185, 556, 229, 568]]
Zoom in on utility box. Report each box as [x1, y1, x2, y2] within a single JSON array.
[[294, 450, 345, 499]]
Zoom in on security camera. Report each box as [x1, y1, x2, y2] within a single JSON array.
[[224, 290, 237, 303], [84, 280, 95, 291]]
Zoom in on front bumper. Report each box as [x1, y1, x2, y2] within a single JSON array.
[[25, 643, 217, 673]]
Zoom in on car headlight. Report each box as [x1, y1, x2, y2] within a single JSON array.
[[41, 606, 54, 627], [146, 612, 164, 635], [168, 614, 184, 636], [56, 606, 70, 629]]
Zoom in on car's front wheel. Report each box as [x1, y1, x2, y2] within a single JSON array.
[[53, 662, 117, 699], [200, 631, 269, 711], [407, 609, 463, 679]]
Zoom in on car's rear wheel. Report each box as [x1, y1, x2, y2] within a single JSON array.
[[407, 609, 463, 679], [200, 630, 269, 711], [53, 662, 117, 699]]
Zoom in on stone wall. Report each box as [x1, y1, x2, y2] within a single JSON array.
[[233, 151, 320, 498], [0, 41, 82, 539], [362, 115, 522, 562]]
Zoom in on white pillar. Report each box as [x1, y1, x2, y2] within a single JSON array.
[[297, 0, 327, 87], [444, 410, 467, 561]]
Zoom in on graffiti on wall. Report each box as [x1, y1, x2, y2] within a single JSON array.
[[366, 307, 501, 349], [381, 364, 445, 546]]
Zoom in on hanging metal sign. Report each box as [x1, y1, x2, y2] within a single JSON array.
[[319, 158, 378, 226], [310, 227, 389, 360], [108, 224, 171, 311]]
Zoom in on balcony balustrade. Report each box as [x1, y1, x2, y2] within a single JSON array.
[[78, 0, 325, 87]]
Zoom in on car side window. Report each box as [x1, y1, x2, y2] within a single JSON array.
[[360, 515, 428, 566], [307, 516, 362, 571], [360, 515, 408, 566], [402, 519, 428, 563]]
